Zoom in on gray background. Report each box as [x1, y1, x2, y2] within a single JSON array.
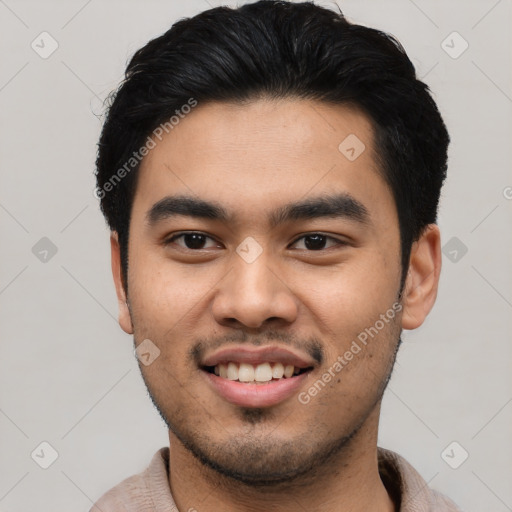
[[1, 0, 511, 510]]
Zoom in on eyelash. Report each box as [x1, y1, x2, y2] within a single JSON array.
[[164, 231, 346, 251]]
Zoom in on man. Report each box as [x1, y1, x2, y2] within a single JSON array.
[[91, 1, 460, 510]]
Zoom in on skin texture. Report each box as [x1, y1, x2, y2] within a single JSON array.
[[110, 98, 442, 512]]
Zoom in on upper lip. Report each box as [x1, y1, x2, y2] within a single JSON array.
[[201, 345, 316, 369]]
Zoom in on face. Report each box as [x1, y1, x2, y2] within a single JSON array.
[[111, 98, 432, 485]]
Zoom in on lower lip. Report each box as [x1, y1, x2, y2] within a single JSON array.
[[202, 370, 310, 408]]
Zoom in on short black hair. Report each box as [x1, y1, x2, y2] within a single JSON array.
[[95, 0, 449, 291]]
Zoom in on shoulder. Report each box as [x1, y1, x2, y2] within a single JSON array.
[[89, 447, 171, 512], [378, 447, 462, 511]]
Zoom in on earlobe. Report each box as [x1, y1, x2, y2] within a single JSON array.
[[110, 232, 134, 334], [401, 224, 442, 330]]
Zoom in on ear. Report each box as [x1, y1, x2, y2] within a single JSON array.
[[110, 232, 134, 334], [401, 224, 442, 330]]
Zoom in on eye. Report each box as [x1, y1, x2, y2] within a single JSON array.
[[290, 233, 345, 251], [165, 232, 220, 250]]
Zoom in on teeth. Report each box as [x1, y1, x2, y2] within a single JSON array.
[[227, 362, 238, 380], [284, 364, 294, 378], [238, 363, 255, 382], [212, 362, 304, 382], [272, 362, 284, 379], [254, 362, 272, 382]]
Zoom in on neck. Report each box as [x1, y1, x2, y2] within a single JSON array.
[[167, 407, 395, 512]]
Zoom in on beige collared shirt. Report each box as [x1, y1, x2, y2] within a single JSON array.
[[90, 446, 462, 511]]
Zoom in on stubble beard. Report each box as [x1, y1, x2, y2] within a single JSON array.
[[137, 332, 402, 489]]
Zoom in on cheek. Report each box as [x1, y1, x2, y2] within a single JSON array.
[[127, 252, 227, 369], [295, 249, 401, 377], [129, 245, 204, 307], [303, 251, 399, 323]]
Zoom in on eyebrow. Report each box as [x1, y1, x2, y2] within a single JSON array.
[[269, 193, 370, 228], [146, 193, 370, 228]]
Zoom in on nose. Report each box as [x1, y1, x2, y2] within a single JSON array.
[[211, 252, 298, 330]]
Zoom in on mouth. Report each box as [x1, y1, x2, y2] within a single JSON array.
[[202, 362, 313, 384], [199, 346, 316, 407]]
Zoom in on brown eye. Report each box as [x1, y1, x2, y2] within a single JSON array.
[[166, 232, 219, 250], [291, 234, 344, 251]]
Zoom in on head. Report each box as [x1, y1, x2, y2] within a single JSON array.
[[95, 0, 448, 486]]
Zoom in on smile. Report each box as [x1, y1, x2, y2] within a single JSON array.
[[199, 345, 316, 408], [204, 361, 311, 383]]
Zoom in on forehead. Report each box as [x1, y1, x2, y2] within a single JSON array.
[[132, 98, 395, 227], [146, 98, 377, 164]]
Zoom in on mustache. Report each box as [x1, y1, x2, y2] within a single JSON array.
[[189, 329, 324, 366]]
